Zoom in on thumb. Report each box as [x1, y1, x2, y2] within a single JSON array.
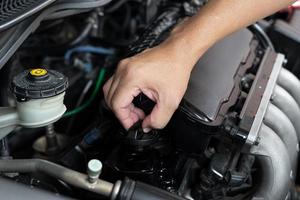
[[142, 100, 178, 131]]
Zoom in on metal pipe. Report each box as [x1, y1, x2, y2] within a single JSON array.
[[278, 68, 300, 106], [272, 85, 300, 138], [263, 103, 298, 176], [250, 124, 291, 200], [0, 177, 73, 199], [0, 159, 114, 197]]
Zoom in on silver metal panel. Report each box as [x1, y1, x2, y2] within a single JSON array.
[[246, 53, 285, 145]]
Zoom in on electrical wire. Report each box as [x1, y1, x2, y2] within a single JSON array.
[[63, 67, 106, 117], [65, 46, 115, 63], [63, 45, 114, 117], [65, 79, 94, 133]]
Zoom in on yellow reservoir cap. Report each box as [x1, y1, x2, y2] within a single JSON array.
[[30, 68, 48, 77]]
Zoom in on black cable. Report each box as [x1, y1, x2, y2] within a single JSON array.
[[250, 23, 275, 51]]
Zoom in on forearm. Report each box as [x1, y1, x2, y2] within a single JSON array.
[[165, 0, 296, 70], [104, 0, 297, 130]]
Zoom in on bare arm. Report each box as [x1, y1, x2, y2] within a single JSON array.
[[103, 0, 296, 131], [169, 0, 296, 68]]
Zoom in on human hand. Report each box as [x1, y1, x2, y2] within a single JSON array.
[[103, 38, 201, 132]]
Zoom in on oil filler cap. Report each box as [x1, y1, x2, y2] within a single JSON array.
[[12, 68, 68, 100]]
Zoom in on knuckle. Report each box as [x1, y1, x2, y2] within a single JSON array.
[[111, 100, 119, 112], [117, 59, 130, 70], [123, 65, 138, 80], [122, 64, 133, 75], [132, 64, 143, 75], [120, 58, 130, 66], [117, 58, 143, 80]]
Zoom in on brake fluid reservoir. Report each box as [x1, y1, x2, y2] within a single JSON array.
[[11, 68, 68, 127]]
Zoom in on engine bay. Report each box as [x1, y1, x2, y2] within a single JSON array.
[[0, 0, 300, 200]]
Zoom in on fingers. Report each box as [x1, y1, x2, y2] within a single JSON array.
[[103, 59, 130, 109], [103, 76, 113, 104], [112, 85, 144, 128], [103, 76, 145, 129], [106, 75, 120, 107], [116, 103, 145, 129], [142, 98, 178, 131], [104, 75, 179, 131], [103, 52, 185, 131]]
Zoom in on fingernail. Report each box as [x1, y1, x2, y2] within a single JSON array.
[[143, 128, 151, 133]]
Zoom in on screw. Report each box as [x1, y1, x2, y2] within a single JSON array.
[[254, 137, 260, 145]]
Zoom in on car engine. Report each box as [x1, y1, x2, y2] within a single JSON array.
[[0, 0, 300, 200]]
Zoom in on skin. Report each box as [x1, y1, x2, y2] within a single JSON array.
[[103, 0, 296, 132]]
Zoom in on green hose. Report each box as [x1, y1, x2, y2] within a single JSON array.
[[63, 68, 106, 117]]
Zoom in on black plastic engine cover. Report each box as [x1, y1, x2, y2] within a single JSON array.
[[0, 0, 56, 31], [169, 29, 258, 153], [180, 29, 254, 126]]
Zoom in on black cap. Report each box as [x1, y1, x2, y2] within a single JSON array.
[[124, 121, 159, 148], [12, 68, 68, 100]]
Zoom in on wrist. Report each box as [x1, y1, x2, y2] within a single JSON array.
[[161, 19, 214, 71]]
